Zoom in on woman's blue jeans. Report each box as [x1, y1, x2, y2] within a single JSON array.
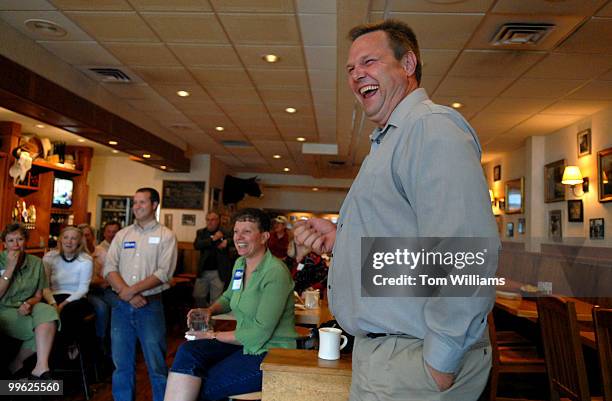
[[170, 339, 266, 401], [111, 298, 168, 401]]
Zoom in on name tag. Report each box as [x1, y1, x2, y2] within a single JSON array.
[[148, 236, 160, 244], [123, 241, 136, 249], [231, 269, 244, 290]]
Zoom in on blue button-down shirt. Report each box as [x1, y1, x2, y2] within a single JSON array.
[[329, 88, 500, 373]]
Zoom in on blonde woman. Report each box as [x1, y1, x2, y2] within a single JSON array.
[[43, 226, 93, 344]]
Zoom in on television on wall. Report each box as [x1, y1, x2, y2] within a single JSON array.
[[52, 177, 73, 208]]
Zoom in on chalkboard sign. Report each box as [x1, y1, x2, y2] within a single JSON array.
[[162, 180, 206, 210]]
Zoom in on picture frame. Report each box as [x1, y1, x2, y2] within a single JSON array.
[[504, 177, 524, 214], [589, 218, 605, 240], [549, 210, 562, 242], [493, 165, 501, 182], [577, 128, 591, 157], [181, 214, 196, 226], [518, 218, 526, 234], [163, 213, 173, 230], [598, 147, 612, 202], [209, 187, 221, 212], [544, 159, 566, 203], [162, 180, 206, 210], [567, 200, 583, 222], [506, 222, 514, 238]]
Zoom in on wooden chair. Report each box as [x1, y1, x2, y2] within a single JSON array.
[[485, 313, 546, 401], [537, 296, 594, 401], [593, 307, 612, 401]]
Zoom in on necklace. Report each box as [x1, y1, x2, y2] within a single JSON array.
[[61, 253, 78, 263]]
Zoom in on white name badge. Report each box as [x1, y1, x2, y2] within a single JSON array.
[[231, 269, 244, 290], [148, 236, 160, 244]]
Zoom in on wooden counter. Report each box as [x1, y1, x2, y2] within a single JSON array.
[[261, 348, 351, 401]]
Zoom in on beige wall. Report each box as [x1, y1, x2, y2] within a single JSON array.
[[87, 154, 211, 242], [484, 105, 612, 246], [238, 186, 347, 213]]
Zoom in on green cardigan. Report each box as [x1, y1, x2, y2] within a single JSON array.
[[216, 249, 297, 355]]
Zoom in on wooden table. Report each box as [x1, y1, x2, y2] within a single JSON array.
[[260, 348, 351, 401], [212, 302, 333, 326]]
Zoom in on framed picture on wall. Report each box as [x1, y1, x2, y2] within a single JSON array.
[[518, 218, 526, 234], [549, 210, 562, 242], [589, 218, 605, 240], [493, 165, 501, 181], [544, 159, 566, 203], [598, 147, 612, 202], [163, 213, 173, 230], [181, 214, 196, 226], [506, 222, 514, 238], [567, 200, 583, 222], [505, 177, 524, 214], [577, 129, 591, 157]]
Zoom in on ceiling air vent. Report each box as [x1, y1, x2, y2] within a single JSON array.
[[88, 68, 132, 83], [221, 140, 252, 148], [491, 22, 555, 46]]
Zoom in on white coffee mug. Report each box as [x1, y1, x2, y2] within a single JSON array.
[[318, 327, 348, 360]]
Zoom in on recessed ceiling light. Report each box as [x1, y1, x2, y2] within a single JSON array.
[[143, 154, 151, 159], [108, 140, 118, 145], [263, 54, 279, 63], [160, 165, 167, 170], [312, 187, 319, 191], [177, 90, 190, 97], [451, 102, 463, 109], [283, 167, 290, 172], [273, 154, 281, 159], [77, 138, 85, 143], [112, 150, 119, 154], [215, 126, 225, 132], [285, 107, 297, 114], [35, 124, 45, 128], [296, 137, 306, 142], [25, 19, 67, 38]]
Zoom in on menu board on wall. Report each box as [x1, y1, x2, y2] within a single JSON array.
[[162, 180, 206, 210]]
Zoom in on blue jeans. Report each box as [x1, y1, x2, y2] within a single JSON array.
[[88, 287, 117, 339], [170, 340, 266, 401], [111, 298, 168, 401]]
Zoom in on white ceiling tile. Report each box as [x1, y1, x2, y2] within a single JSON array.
[[501, 78, 586, 98], [431, 96, 492, 118], [470, 112, 531, 137], [555, 17, 612, 54], [150, 84, 214, 103], [492, 0, 607, 16], [298, 13, 335, 46], [259, 87, 311, 103], [542, 99, 612, 115], [372, 0, 493, 13], [311, 89, 335, 105], [567, 80, 612, 100], [236, 45, 305, 68], [206, 85, 260, 103], [296, 0, 335, 13], [420, 74, 443, 95], [104, 42, 180, 66], [525, 53, 612, 80], [449, 50, 545, 78], [389, 12, 484, 49], [597, 1, 612, 16], [481, 97, 554, 115], [249, 68, 309, 88], [128, 96, 177, 112], [65, 11, 158, 42], [100, 82, 160, 99], [38, 40, 121, 65], [304, 46, 336, 70], [191, 67, 252, 86], [308, 69, 336, 90], [219, 13, 300, 45], [131, 66, 197, 84], [169, 44, 241, 67], [420, 49, 459, 76], [141, 12, 228, 44], [435, 76, 514, 97], [130, 0, 212, 12], [51, 0, 132, 11], [0, 10, 92, 41], [0, 1, 56, 10], [210, 0, 294, 13], [505, 114, 585, 137]]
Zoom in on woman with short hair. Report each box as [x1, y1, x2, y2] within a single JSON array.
[[0, 223, 58, 379]]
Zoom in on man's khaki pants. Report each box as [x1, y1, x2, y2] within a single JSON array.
[[350, 335, 491, 401]]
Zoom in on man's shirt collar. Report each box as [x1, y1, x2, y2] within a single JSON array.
[[369, 88, 429, 144]]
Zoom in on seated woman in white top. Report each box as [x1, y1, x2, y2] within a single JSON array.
[[43, 226, 94, 343]]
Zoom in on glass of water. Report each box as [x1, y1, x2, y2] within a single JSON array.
[[189, 310, 208, 332]]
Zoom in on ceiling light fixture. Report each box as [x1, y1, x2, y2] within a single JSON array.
[[77, 138, 85, 143], [35, 124, 45, 128], [451, 102, 463, 109], [263, 54, 279, 63], [143, 154, 151, 159], [285, 107, 297, 114], [312, 187, 319, 191], [283, 167, 290, 172], [176, 90, 190, 97], [296, 137, 306, 142], [160, 165, 167, 170], [112, 150, 119, 154], [108, 140, 118, 145], [215, 126, 225, 132], [24, 19, 67, 38], [273, 154, 281, 159]]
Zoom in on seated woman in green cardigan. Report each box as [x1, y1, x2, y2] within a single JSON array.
[[164, 209, 297, 401], [0, 223, 58, 379]]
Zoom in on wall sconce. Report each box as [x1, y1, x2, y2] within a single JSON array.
[[562, 166, 588, 196]]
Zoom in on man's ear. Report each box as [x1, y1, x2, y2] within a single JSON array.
[[262, 231, 270, 243], [401, 52, 417, 77]]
